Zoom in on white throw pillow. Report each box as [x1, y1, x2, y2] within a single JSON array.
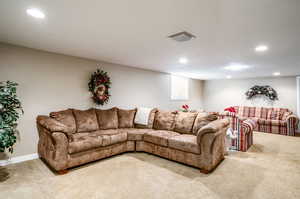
[[134, 107, 152, 125]]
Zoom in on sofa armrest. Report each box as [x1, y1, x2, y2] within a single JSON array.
[[37, 115, 73, 134], [197, 118, 230, 154], [285, 115, 299, 126], [241, 119, 257, 134]]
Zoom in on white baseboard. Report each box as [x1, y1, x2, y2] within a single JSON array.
[[0, 153, 39, 166]]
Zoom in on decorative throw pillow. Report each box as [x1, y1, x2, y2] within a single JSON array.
[[192, 112, 218, 134], [174, 111, 198, 134], [267, 110, 282, 120], [50, 109, 76, 133], [153, 110, 177, 131], [117, 108, 137, 128], [73, 109, 99, 132], [135, 108, 158, 129], [281, 112, 292, 120], [95, 107, 118, 130]]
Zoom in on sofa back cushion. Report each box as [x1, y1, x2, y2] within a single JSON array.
[[235, 106, 291, 120], [49, 109, 76, 133], [73, 109, 99, 132], [95, 107, 119, 130], [153, 110, 177, 131], [267, 110, 282, 120], [135, 108, 157, 129], [174, 111, 198, 134], [192, 112, 218, 134], [118, 108, 137, 128]]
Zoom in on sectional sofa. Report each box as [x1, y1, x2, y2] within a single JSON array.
[[36, 108, 229, 174]]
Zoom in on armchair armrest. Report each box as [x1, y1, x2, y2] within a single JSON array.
[[37, 115, 73, 134]]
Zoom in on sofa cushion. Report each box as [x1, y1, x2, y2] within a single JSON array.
[[135, 108, 157, 129], [143, 130, 180, 147], [267, 110, 282, 120], [69, 133, 103, 154], [119, 128, 150, 141], [73, 109, 99, 132], [95, 107, 118, 130], [257, 119, 287, 126], [118, 108, 137, 128], [101, 133, 128, 147], [153, 110, 177, 131], [168, 134, 200, 154], [174, 112, 198, 134], [50, 109, 76, 133], [192, 112, 218, 134]]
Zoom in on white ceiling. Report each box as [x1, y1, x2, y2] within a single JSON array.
[[0, 0, 300, 79]]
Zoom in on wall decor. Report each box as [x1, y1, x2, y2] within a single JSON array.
[[88, 69, 111, 105], [245, 85, 278, 101], [0, 81, 23, 153]]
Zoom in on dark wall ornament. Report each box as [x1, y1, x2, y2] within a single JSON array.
[[88, 69, 111, 105], [245, 85, 278, 101]]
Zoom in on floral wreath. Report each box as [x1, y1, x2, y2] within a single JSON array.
[[88, 69, 111, 105], [245, 85, 278, 101]]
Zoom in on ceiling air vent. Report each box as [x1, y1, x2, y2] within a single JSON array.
[[168, 31, 196, 42]]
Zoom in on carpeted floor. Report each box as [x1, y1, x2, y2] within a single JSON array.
[[0, 132, 300, 199]]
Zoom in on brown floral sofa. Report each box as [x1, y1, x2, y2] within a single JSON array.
[[36, 108, 229, 174]]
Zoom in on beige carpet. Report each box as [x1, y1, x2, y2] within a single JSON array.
[[1, 132, 300, 199]]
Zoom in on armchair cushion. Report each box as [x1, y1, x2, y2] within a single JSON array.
[[96, 108, 118, 130], [73, 109, 99, 132], [117, 108, 137, 128], [174, 112, 198, 134], [143, 130, 180, 147], [168, 134, 200, 154], [50, 109, 76, 133], [153, 110, 177, 131]]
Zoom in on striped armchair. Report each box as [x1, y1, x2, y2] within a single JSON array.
[[228, 106, 299, 136], [219, 112, 257, 152]]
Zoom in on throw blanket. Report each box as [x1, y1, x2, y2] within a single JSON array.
[[134, 107, 152, 125]]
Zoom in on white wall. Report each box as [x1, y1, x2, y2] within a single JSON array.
[[203, 77, 297, 113], [0, 43, 204, 157]]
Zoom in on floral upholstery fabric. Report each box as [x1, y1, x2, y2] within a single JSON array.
[[143, 130, 180, 147], [95, 107, 118, 130], [174, 112, 198, 134], [135, 108, 157, 129], [73, 109, 99, 132], [192, 112, 218, 134], [168, 134, 200, 154], [153, 110, 177, 131], [117, 108, 137, 128], [50, 109, 76, 133]]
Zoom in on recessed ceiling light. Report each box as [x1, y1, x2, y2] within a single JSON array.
[[224, 63, 250, 71], [26, 8, 45, 19], [226, 75, 232, 79], [273, 72, 281, 76], [179, 57, 188, 64], [255, 45, 268, 52]]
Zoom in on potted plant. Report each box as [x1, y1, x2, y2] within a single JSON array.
[[0, 81, 23, 153]]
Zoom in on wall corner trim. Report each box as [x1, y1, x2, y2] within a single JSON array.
[[0, 153, 39, 166]]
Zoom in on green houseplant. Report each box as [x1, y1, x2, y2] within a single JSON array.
[[0, 81, 23, 153]]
